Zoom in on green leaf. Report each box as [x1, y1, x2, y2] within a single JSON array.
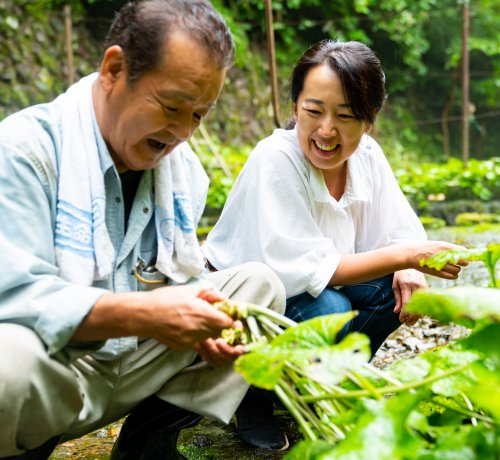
[[404, 287, 500, 328], [307, 392, 427, 459], [284, 439, 334, 460], [234, 346, 287, 389], [420, 247, 486, 270], [417, 424, 499, 460], [271, 312, 357, 349], [235, 313, 371, 389]]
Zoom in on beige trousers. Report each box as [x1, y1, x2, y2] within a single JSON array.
[[0, 262, 285, 456]]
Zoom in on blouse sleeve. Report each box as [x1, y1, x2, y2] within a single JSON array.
[[203, 134, 341, 298]]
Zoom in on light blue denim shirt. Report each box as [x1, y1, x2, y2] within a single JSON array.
[[0, 92, 208, 362]]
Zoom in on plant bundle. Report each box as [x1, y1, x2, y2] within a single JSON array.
[[219, 246, 500, 459]]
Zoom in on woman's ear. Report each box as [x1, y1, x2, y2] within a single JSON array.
[[99, 45, 126, 93], [364, 123, 373, 134], [292, 102, 298, 119]]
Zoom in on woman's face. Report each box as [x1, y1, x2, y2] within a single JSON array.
[[293, 63, 369, 174]]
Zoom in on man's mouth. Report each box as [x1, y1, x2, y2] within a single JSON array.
[[314, 140, 340, 153]]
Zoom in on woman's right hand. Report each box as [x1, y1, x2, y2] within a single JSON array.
[[409, 240, 468, 279]]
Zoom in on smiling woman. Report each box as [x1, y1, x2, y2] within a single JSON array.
[[202, 39, 466, 450]]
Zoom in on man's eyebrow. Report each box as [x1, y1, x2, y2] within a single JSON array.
[[156, 90, 216, 109]]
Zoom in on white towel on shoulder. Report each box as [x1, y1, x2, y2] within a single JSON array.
[[55, 73, 205, 286]]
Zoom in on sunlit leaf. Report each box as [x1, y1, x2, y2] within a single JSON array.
[[417, 424, 498, 460], [271, 312, 357, 349], [302, 392, 427, 459], [404, 287, 500, 328]]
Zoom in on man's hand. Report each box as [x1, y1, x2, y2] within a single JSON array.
[[142, 281, 236, 350], [72, 281, 239, 350]]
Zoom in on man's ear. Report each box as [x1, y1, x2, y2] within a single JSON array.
[[365, 122, 373, 134], [292, 102, 298, 119], [99, 45, 126, 92]]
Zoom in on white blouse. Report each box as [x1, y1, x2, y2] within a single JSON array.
[[203, 128, 426, 298]]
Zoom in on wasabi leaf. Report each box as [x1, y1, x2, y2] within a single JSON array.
[[404, 287, 500, 328]]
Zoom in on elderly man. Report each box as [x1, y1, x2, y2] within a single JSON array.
[[0, 1, 285, 459]]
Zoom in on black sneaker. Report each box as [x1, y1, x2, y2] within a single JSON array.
[[235, 388, 289, 451], [110, 396, 201, 460]]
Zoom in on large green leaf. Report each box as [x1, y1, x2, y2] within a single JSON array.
[[289, 392, 427, 460], [416, 424, 499, 460], [271, 312, 357, 349], [404, 287, 500, 328], [234, 313, 370, 389]]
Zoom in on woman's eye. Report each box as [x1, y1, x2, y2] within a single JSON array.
[[305, 108, 321, 115], [193, 112, 202, 122], [339, 114, 354, 119]]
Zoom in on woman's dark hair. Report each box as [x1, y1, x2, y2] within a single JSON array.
[[287, 40, 387, 127], [102, 0, 235, 84]]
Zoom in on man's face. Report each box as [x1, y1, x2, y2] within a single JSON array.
[[98, 33, 226, 172]]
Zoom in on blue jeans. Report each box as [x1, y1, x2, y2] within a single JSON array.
[[285, 274, 401, 357]]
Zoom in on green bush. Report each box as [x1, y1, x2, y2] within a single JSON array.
[[420, 215, 447, 230], [455, 212, 500, 227], [395, 157, 500, 213]]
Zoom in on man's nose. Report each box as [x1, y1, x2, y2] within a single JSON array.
[[167, 117, 194, 141]]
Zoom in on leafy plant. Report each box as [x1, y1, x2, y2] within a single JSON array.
[[394, 158, 500, 214], [420, 243, 500, 287], [228, 245, 500, 459]]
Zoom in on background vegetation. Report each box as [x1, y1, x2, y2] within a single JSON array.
[[1, 0, 499, 214]]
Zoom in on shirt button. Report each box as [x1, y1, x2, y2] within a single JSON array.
[[115, 197, 121, 203], [143, 207, 149, 214]]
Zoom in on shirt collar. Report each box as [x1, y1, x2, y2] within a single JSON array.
[[90, 95, 115, 176], [306, 134, 370, 206]]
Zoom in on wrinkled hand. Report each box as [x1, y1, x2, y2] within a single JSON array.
[[392, 269, 426, 326], [411, 241, 468, 279], [193, 336, 247, 367], [141, 281, 235, 351]]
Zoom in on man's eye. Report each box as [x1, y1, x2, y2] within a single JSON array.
[[339, 113, 354, 119], [305, 108, 321, 115], [193, 112, 202, 122]]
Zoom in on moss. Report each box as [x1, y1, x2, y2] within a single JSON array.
[[420, 216, 447, 230], [454, 213, 500, 227]]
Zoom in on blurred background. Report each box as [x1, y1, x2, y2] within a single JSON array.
[[1, 0, 499, 228]]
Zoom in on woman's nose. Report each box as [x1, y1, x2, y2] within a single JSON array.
[[319, 119, 337, 136]]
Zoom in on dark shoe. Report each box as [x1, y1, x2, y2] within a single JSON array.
[[235, 388, 289, 451], [110, 430, 186, 460], [110, 396, 202, 460], [2, 435, 60, 459]]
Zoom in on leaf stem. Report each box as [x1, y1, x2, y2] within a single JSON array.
[[303, 363, 472, 403]]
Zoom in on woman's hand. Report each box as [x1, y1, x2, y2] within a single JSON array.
[[410, 241, 468, 279], [392, 269, 427, 326]]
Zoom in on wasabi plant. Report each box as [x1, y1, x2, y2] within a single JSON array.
[[219, 244, 500, 459]]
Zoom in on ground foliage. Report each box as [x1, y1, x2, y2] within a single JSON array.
[[234, 245, 500, 459]]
